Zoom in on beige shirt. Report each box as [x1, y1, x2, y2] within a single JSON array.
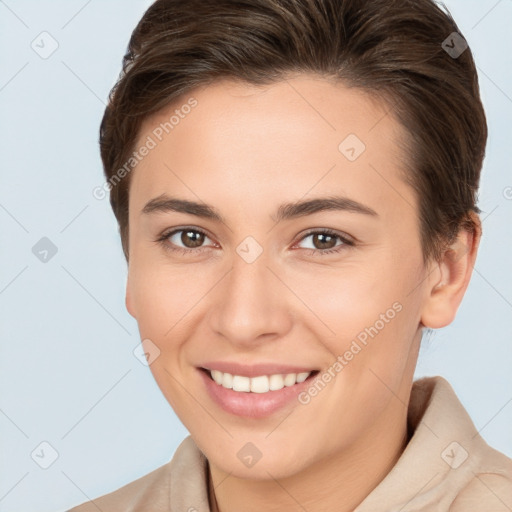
[[69, 376, 512, 511]]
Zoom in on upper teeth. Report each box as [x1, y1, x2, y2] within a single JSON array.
[[209, 370, 311, 393]]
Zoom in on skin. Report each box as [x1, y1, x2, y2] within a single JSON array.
[[125, 75, 480, 512]]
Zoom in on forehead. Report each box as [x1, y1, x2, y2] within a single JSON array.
[[131, 75, 414, 222], [137, 75, 404, 151]]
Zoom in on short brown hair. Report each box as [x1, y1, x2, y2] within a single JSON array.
[[100, 0, 487, 262]]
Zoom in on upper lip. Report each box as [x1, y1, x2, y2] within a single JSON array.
[[199, 361, 318, 377]]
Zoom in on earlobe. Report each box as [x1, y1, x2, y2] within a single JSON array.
[[420, 215, 481, 329]]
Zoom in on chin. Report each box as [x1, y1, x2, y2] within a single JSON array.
[[195, 433, 319, 481]]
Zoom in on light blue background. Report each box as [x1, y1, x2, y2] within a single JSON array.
[[0, 1, 511, 510]]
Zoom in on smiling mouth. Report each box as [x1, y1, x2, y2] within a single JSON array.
[[200, 367, 320, 393]]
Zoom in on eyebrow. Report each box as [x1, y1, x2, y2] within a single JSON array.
[[141, 193, 378, 223]]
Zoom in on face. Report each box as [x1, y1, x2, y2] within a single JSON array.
[[126, 76, 433, 479]]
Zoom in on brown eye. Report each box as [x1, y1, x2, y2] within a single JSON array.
[[311, 233, 337, 250], [296, 229, 354, 256], [158, 228, 214, 253], [180, 230, 205, 248]]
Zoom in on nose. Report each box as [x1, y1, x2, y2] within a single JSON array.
[[208, 248, 293, 347]]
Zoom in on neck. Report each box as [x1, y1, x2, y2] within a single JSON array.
[[208, 395, 411, 512]]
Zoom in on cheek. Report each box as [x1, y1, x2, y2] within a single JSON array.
[[287, 260, 399, 334], [289, 253, 423, 366], [128, 264, 205, 410], [129, 258, 212, 335]]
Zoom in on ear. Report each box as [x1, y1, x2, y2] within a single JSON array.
[[420, 213, 482, 329], [125, 276, 136, 318]]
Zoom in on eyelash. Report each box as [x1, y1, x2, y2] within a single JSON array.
[[155, 227, 355, 257]]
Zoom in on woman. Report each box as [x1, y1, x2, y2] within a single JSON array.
[[70, 0, 512, 510]]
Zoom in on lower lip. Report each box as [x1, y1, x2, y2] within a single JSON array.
[[198, 368, 317, 418]]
